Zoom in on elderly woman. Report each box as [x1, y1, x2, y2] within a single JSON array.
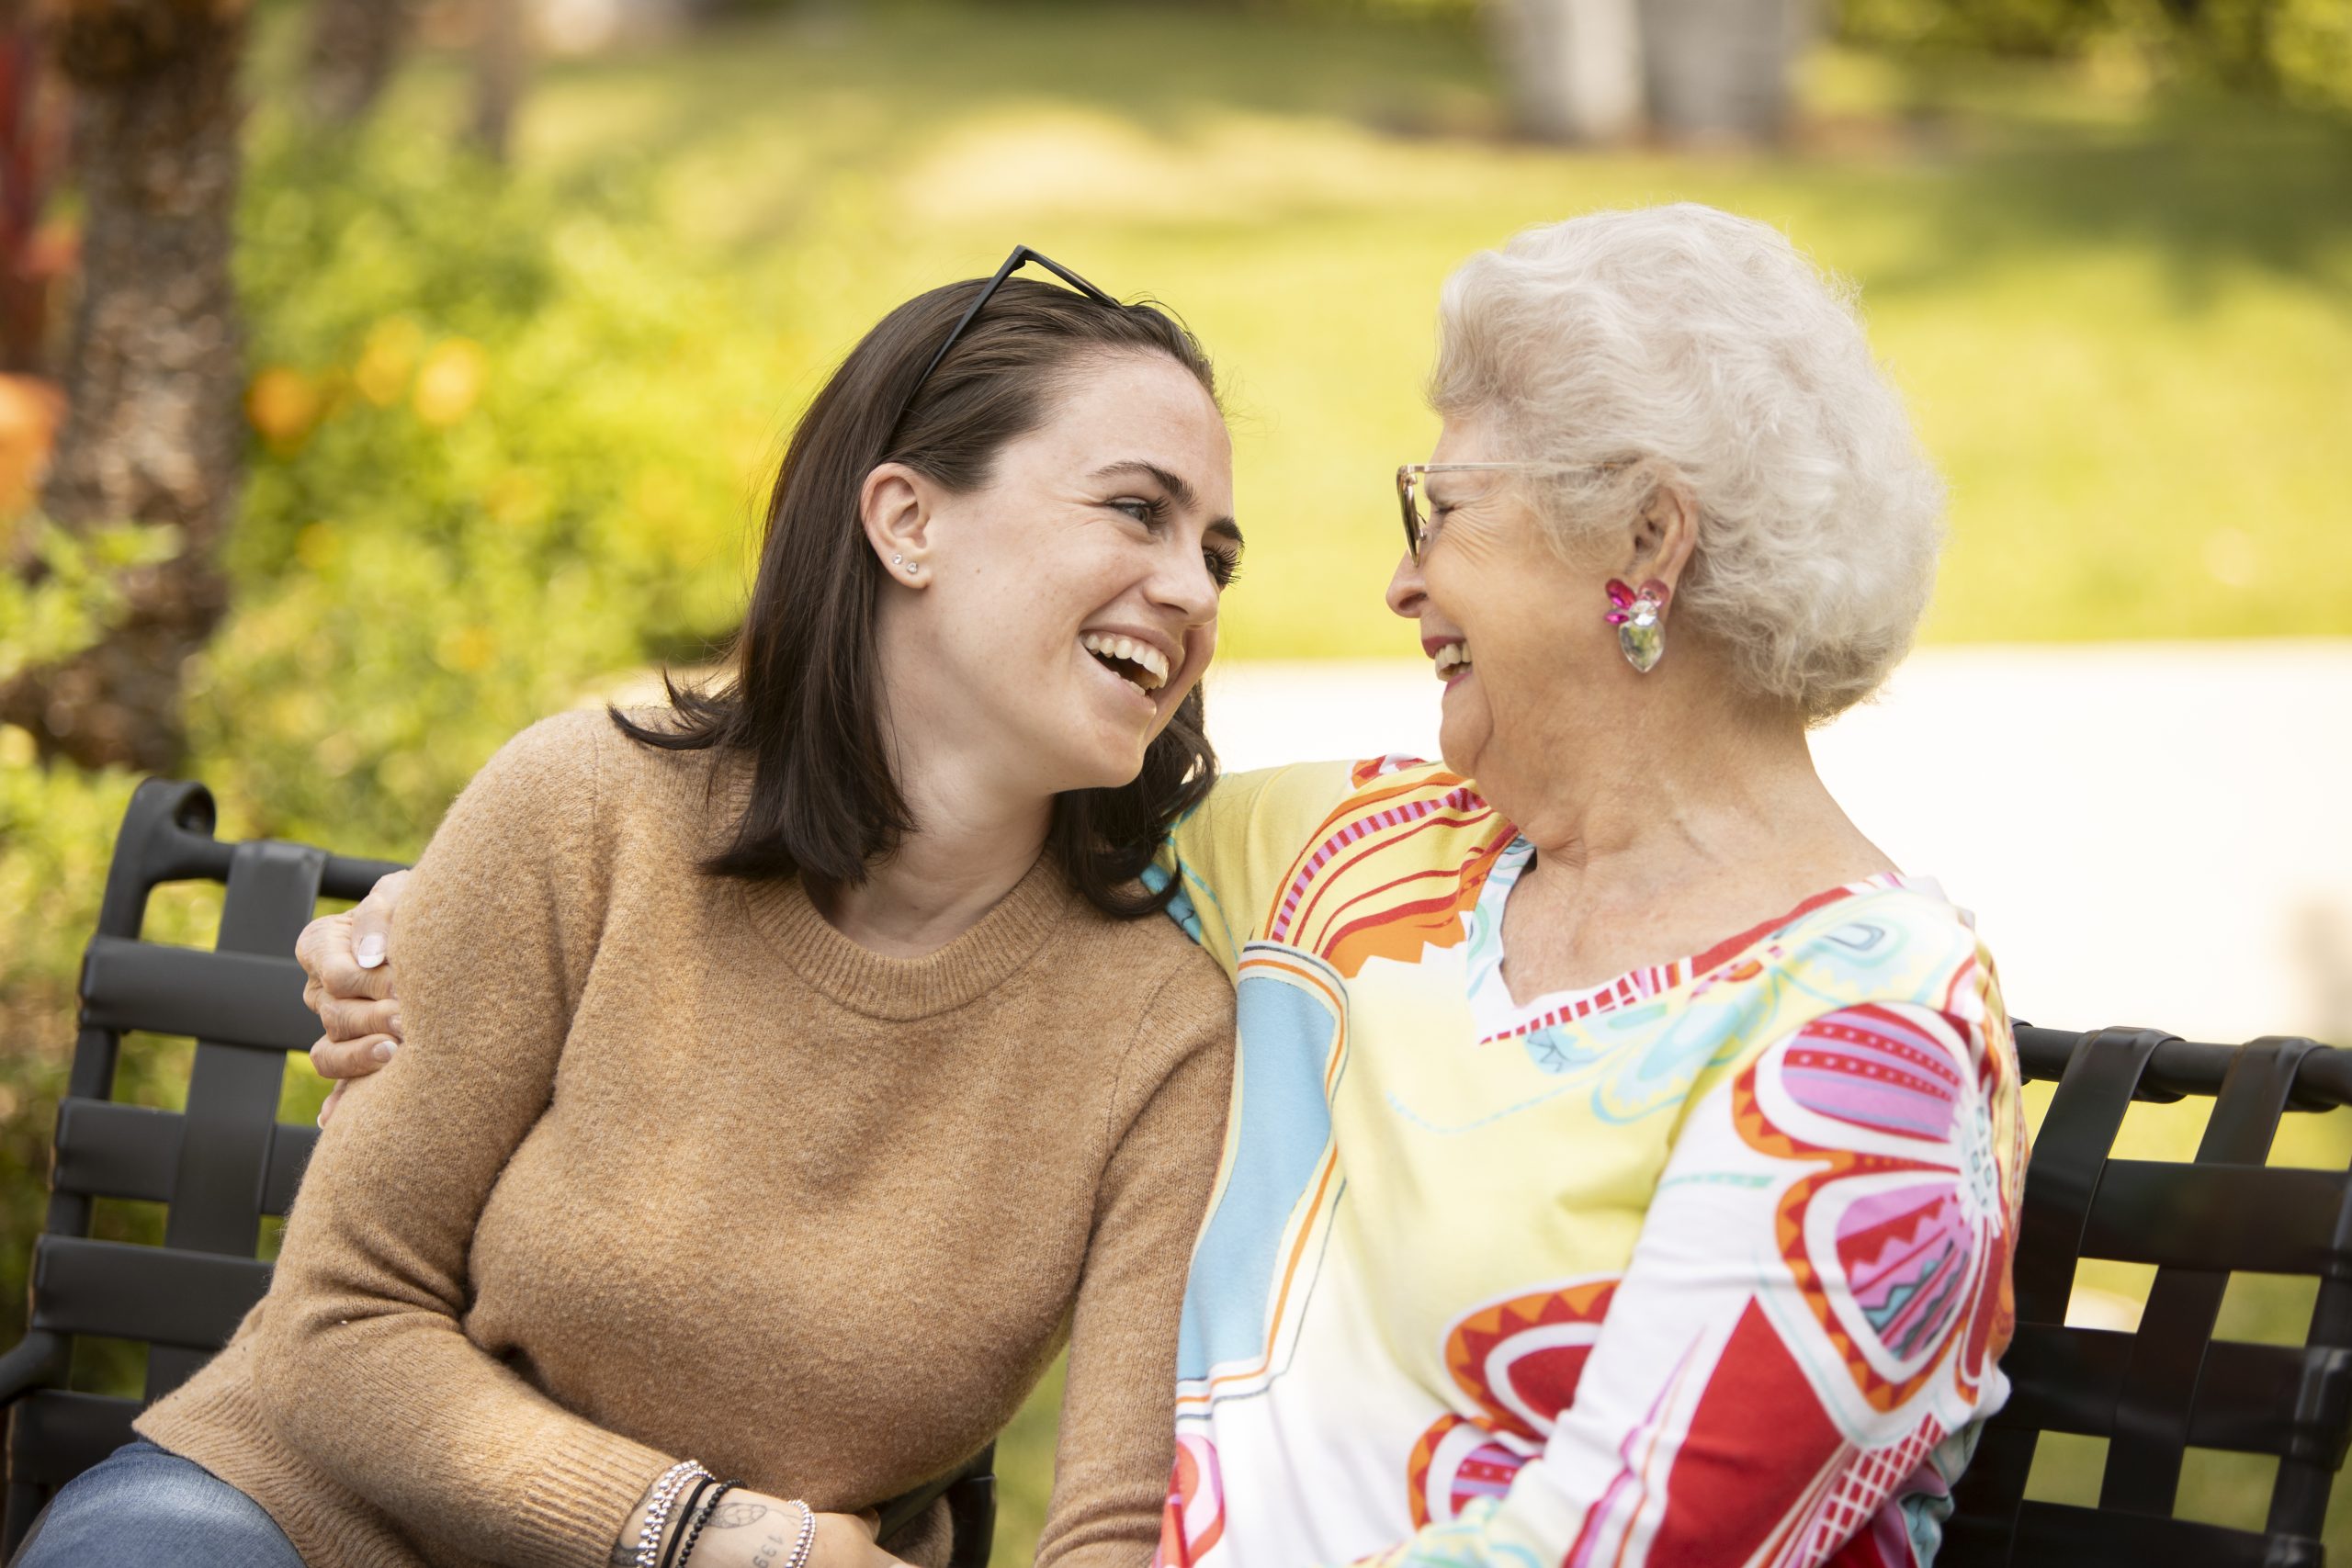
[[1149, 204, 2021, 1568], [300, 205, 2019, 1568]]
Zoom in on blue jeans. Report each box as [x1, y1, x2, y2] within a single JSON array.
[[10, 1439, 305, 1568]]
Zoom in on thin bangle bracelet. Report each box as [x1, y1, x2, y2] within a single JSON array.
[[661, 1476, 718, 1568], [673, 1481, 737, 1568]]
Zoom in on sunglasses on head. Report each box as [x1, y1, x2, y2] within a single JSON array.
[[897, 245, 1123, 428]]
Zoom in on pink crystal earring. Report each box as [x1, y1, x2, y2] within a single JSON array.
[[1604, 578, 1670, 673]]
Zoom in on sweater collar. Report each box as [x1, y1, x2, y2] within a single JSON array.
[[739, 851, 1075, 1021]]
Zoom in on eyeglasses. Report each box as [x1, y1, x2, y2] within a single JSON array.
[[1395, 460, 1632, 563], [898, 245, 1123, 429]]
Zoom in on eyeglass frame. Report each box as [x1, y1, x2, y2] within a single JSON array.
[[1396, 461, 1624, 564], [897, 245, 1125, 431]]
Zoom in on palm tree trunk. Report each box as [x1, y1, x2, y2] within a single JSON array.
[[0, 0, 247, 773]]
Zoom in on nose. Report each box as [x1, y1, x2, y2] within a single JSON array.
[[1148, 536, 1223, 627], [1385, 548, 1426, 620]]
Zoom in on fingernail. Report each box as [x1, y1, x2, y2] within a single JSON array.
[[388, 1011, 402, 1039], [372, 1039, 397, 1062], [356, 934, 386, 968]]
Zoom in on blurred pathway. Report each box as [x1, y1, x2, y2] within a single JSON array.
[[1202, 642, 2352, 1048]]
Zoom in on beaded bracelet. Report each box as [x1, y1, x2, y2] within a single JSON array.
[[636, 1461, 714, 1568], [660, 1475, 718, 1568], [779, 1499, 818, 1568], [672, 1480, 736, 1568]]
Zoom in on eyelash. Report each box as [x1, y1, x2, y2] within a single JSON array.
[[1112, 496, 1243, 592]]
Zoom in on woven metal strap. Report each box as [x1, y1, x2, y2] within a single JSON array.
[[2099, 1037, 2318, 1515], [1947, 1026, 2169, 1562]]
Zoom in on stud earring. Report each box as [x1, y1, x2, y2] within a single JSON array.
[[1604, 578, 1670, 673]]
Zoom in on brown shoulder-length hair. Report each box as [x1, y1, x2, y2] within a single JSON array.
[[613, 276, 1222, 919]]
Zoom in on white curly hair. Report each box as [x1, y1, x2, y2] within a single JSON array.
[[1430, 203, 1946, 723]]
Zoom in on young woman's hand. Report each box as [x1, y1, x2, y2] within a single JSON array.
[[294, 869, 411, 1125]]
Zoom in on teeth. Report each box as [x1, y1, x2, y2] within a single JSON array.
[[1434, 641, 1471, 675], [1080, 632, 1170, 692]]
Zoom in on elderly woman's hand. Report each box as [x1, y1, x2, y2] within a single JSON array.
[[295, 869, 411, 1125]]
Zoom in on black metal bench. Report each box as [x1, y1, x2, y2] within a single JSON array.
[[4, 781, 2347, 1565]]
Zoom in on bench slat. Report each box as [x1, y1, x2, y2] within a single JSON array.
[[1995, 1325, 2352, 1464], [28, 1237, 269, 1349], [78, 936, 317, 1054], [2, 1393, 138, 1489], [1941, 1499, 2322, 1568], [2081, 1160, 2352, 1276], [49, 1100, 317, 1215]]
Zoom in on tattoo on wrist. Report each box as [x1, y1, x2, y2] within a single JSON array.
[[750, 1529, 788, 1568], [711, 1501, 770, 1529], [609, 1542, 642, 1567]]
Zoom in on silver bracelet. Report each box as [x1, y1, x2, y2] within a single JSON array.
[[637, 1461, 713, 1568], [779, 1500, 818, 1568]]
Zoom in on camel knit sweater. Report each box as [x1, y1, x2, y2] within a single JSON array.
[[135, 710, 1235, 1568]]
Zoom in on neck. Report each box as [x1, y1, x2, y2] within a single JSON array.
[[813, 731, 1056, 962], [1497, 666, 1885, 905]]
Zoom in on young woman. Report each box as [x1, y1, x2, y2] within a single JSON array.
[[16, 259, 1249, 1568]]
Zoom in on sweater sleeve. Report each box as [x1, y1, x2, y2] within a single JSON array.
[[1333, 999, 2020, 1568], [1032, 953, 1238, 1568], [250, 713, 678, 1568]]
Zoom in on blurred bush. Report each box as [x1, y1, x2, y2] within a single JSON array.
[[1837, 0, 2352, 107]]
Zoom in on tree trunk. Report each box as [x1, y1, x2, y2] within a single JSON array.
[[0, 0, 247, 773], [466, 0, 526, 164], [1641, 0, 1811, 144], [303, 0, 413, 127], [1487, 0, 1645, 144]]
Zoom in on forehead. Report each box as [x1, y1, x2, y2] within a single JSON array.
[[1022, 354, 1233, 500], [1430, 411, 1507, 467]]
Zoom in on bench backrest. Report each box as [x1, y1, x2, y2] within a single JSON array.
[[0, 778, 401, 1552], [1944, 1025, 2352, 1567]]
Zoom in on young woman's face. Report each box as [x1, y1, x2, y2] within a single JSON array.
[[868, 350, 1238, 798]]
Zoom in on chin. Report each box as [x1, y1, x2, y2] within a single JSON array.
[[1436, 716, 1487, 783], [1041, 734, 1152, 796]]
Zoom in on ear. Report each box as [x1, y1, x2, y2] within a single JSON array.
[[1626, 477, 1700, 596], [859, 461, 934, 586]]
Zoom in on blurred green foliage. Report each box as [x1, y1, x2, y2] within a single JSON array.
[[0, 0, 2346, 1557], [1838, 0, 2352, 109]]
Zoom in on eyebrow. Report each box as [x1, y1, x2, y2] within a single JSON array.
[[1091, 460, 1243, 549]]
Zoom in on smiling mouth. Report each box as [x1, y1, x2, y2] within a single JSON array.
[[1081, 632, 1170, 694]]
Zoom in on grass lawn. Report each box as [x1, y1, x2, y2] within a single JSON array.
[[267, 6, 2352, 1560], [356, 1, 2352, 664]]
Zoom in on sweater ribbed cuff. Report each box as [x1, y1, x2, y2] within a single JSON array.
[[510, 1416, 677, 1568]]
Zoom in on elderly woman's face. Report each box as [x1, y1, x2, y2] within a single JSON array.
[[1385, 416, 1621, 788]]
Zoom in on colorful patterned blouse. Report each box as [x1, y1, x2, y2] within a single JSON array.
[[1147, 757, 2024, 1568]]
